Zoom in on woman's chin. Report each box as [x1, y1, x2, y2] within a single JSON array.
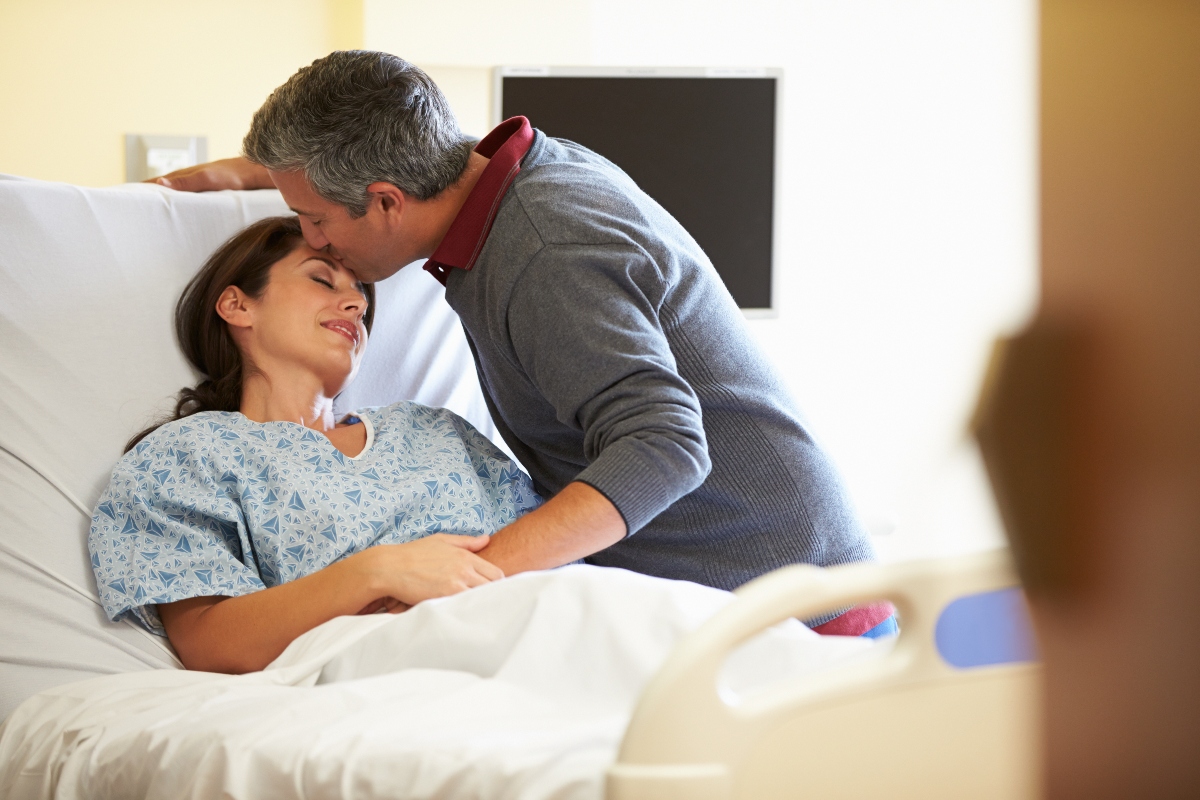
[[323, 363, 359, 399]]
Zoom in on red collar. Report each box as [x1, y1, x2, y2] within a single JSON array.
[[423, 117, 535, 286]]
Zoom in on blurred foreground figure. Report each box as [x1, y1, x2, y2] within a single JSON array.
[[976, 1, 1200, 797]]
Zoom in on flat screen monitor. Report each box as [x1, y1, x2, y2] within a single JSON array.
[[495, 67, 780, 314]]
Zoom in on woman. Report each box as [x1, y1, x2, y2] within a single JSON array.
[[89, 216, 542, 674]]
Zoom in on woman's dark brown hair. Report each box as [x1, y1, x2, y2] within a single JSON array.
[[125, 216, 375, 452]]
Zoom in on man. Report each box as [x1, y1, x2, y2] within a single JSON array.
[[160, 51, 892, 636]]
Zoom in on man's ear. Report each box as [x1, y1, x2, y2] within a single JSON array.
[[215, 285, 254, 329], [365, 182, 407, 223]]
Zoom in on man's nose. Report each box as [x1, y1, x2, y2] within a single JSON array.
[[299, 217, 329, 250]]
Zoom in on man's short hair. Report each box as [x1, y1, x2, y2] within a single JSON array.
[[243, 51, 473, 217]]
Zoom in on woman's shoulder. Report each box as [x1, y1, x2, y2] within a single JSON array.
[[355, 402, 514, 463], [118, 411, 245, 469], [353, 401, 471, 433]]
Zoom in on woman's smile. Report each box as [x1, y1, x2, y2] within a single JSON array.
[[322, 318, 360, 347]]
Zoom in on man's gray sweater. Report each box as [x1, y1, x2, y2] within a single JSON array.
[[444, 132, 875, 591]]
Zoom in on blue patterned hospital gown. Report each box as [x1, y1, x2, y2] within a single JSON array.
[[89, 402, 543, 635]]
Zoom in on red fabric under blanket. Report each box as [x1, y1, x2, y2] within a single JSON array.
[[812, 602, 897, 636]]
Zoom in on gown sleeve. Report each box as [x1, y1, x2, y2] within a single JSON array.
[[88, 430, 267, 636], [433, 408, 544, 530]]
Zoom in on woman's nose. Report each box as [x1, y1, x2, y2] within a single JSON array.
[[340, 291, 366, 316]]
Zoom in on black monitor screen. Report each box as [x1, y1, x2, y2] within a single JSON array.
[[500, 75, 776, 310]]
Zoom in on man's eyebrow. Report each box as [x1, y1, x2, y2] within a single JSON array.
[[288, 206, 320, 218]]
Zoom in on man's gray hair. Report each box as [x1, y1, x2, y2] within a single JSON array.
[[243, 51, 474, 216]]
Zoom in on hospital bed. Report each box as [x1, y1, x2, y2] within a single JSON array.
[[0, 174, 1041, 799]]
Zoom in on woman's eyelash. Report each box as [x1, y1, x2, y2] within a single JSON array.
[[313, 277, 334, 288]]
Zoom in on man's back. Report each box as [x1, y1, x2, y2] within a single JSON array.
[[445, 131, 875, 591]]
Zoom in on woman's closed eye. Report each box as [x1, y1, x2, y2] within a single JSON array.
[[312, 276, 334, 288]]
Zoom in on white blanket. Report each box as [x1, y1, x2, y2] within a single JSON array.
[[0, 566, 872, 800]]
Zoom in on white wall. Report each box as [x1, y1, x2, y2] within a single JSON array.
[[366, 0, 1038, 562]]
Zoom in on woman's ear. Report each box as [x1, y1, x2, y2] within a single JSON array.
[[215, 286, 254, 329]]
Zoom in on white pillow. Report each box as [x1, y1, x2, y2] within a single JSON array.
[[0, 175, 494, 720]]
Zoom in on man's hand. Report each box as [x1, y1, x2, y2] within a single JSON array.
[[355, 533, 505, 607], [146, 156, 273, 192]]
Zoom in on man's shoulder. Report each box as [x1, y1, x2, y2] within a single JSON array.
[[516, 135, 639, 202], [459, 131, 712, 316], [507, 134, 667, 245], [523, 134, 628, 177]]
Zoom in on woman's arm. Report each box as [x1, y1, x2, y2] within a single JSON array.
[[158, 534, 502, 674]]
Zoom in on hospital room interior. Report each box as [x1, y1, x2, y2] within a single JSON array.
[[0, 0, 1196, 797]]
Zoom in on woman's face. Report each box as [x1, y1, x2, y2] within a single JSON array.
[[229, 243, 370, 397]]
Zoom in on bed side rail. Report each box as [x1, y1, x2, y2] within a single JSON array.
[[607, 549, 1041, 800]]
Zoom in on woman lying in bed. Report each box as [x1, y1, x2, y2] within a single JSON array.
[[89, 216, 542, 674]]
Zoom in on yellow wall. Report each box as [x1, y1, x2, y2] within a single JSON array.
[[0, 0, 363, 186]]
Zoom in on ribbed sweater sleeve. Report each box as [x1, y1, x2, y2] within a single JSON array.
[[505, 243, 712, 533]]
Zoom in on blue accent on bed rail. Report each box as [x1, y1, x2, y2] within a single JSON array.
[[934, 587, 1038, 668]]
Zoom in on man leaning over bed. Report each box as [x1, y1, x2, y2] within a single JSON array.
[[156, 50, 895, 638]]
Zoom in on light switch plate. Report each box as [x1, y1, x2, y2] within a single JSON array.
[[124, 134, 208, 182]]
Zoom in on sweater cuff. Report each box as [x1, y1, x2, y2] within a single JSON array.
[[573, 444, 678, 535]]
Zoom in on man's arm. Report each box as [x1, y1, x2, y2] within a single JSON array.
[[478, 481, 626, 575], [146, 156, 272, 192], [477, 243, 712, 575]]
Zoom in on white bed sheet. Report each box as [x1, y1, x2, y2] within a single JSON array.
[[0, 566, 873, 800]]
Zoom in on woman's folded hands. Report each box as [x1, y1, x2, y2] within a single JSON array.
[[159, 534, 504, 674]]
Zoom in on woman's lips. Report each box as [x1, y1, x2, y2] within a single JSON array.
[[321, 319, 360, 347]]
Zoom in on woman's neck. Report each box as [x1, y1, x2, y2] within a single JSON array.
[[238, 370, 340, 432]]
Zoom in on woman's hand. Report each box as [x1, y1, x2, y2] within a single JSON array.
[[146, 157, 273, 192], [354, 534, 505, 607]]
